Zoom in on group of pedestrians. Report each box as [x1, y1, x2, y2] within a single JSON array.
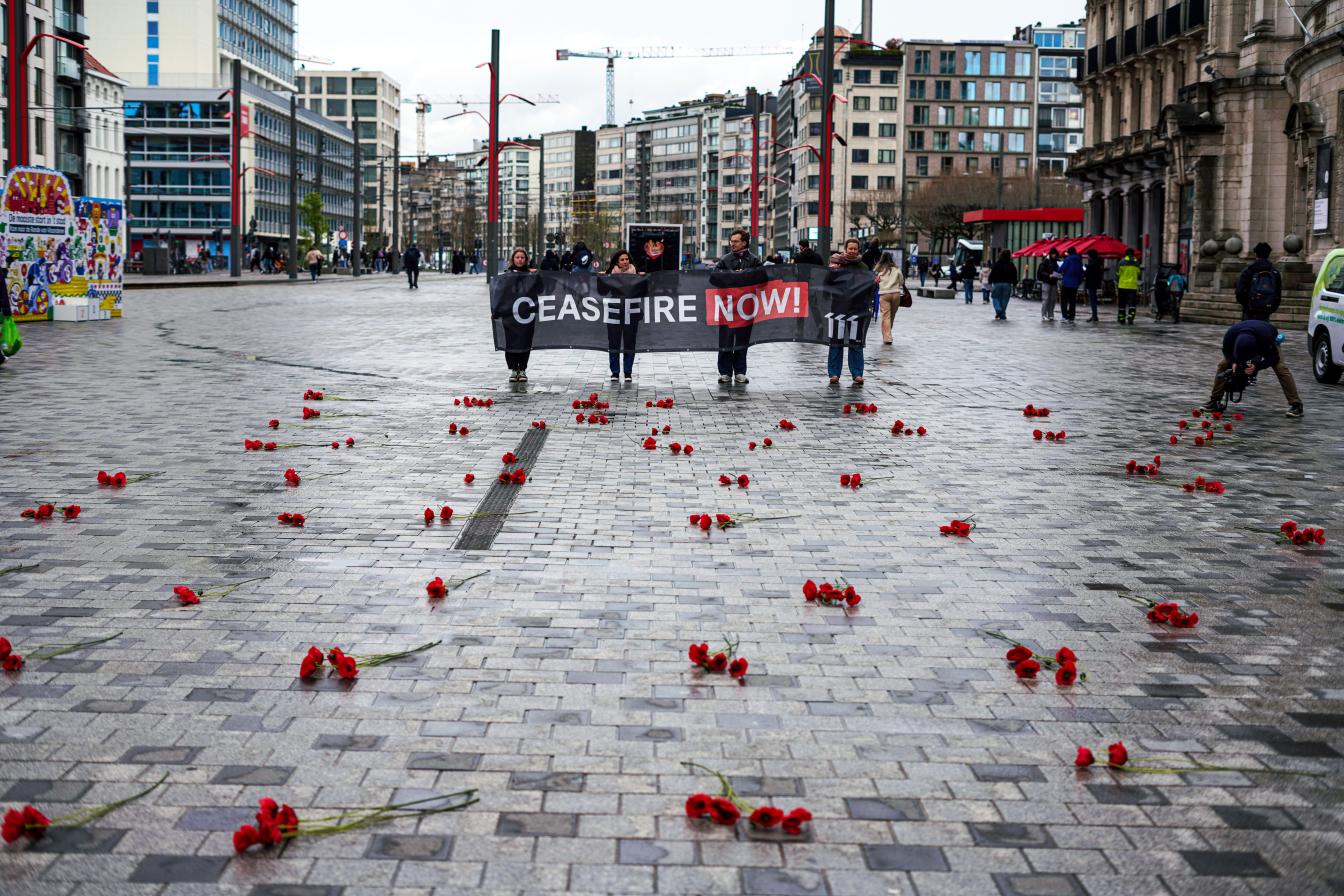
[[499, 231, 905, 386]]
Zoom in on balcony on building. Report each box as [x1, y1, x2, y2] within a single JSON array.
[[1085, 0, 1208, 77], [55, 5, 88, 38], [54, 107, 89, 131], [57, 151, 83, 176], [56, 54, 82, 83]]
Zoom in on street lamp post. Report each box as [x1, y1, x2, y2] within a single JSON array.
[[289, 92, 299, 281], [819, 0, 837, 257], [6, 31, 87, 170]]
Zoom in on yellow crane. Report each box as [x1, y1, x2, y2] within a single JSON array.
[[401, 94, 559, 163]]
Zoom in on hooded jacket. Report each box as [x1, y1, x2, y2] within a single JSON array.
[[1222, 319, 1280, 368]]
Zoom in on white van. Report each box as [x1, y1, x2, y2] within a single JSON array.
[[1308, 248, 1344, 383]]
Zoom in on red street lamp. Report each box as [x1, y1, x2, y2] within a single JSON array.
[[7, 33, 88, 170], [784, 72, 848, 250]]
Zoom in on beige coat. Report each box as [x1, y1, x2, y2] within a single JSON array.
[[877, 266, 904, 296]]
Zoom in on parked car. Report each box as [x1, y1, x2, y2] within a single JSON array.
[[1308, 248, 1344, 383]]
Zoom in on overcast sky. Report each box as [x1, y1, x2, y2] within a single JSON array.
[[294, 0, 1084, 156]]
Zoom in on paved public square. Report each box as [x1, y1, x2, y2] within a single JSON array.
[[0, 272, 1341, 896]]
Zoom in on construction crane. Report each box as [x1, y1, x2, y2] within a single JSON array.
[[401, 94, 560, 164], [556, 46, 799, 126]]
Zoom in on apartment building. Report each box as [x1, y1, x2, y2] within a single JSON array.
[[593, 125, 624, 230], [86, 0, 296, 91], [623, 102, 703, 255], [775, 28, 904, 252], [1016, 21, 1086, 178], [82, 53, 127, 200], [2, 0, 91, 192], [541, 127, 595, 251], [704, 90, 776, 259], [296, 69, 401, 248]]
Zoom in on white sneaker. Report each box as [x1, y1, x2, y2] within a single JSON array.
[[508, 370, 520, 381], [517, 371, 527, 382], [735, 374, 749, 384], [718, 375, 730, 383]]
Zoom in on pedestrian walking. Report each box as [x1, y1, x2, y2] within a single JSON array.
[[979, 261, 991, 303], [604, 249, 641, 381], [875, 253, 905, 346], [503, 247, 535, 381], [403, 243, 422, 289], [794, 239, 824, 265], [305, 247, 323, 281], [1166, 268, 1187, 323], [988, 249, 1017, 320], [248, 247, 260, 273], [1116, 248, 1141, 324], [1037, 249, 1061, 321], [1057, 247, 1085, 322], [916, 254, 929, 288], [827, 238, 871, 386], [1203, 318, 1303, 417], [960, 258, 977, 303], [1083, 249, 1103, 321], [540, 249, 561, 271], [1236, 242, 1281, 321], [861, 238, 883, 270], [199, 244, 211, 274], [714, 228, 762, 384], [932, 258, 942, 287]]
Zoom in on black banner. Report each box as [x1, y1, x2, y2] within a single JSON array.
[[490, 265, 875, 353]]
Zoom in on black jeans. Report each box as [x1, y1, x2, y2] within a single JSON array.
[[716, 324, 751, 376], [1059, 286, 1078, 320], [405, 264, 419, 287], [505, 351, 530, 371], [607, 321, 638, 376]]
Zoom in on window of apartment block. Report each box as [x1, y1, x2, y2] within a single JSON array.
[[879, 122, 897, 137], [296, 76, 305, 92], [965, 156, 979, 173], [985, 81, 1002, 101], [1014, 52, 1032, 76], [851, 175, 868, 189], [991, 155, 1001, 172], [326, 77, 347, 93], [940, 156, 953, 174], [916, 155, 929, 175], [935, 105, 953, 126], [326, 99, 346, 117], [938, 51, 955, 74], [963, 107, 980, 126], [806, 201, 819, 214], [879, 96, 897, 111], [852, 122, 869, 137], [877, 175, 896, 189], [907, 131, 925, 150], [853, 96, 871, 110], [1007, 132, 1025, 152], [877, 149, 896, 164], [352, 78, 377, 95], [1016, 157, 1029, 172], [1034, 31, 1063, 48], [984, 132, 1001, 152], [987, 106, 1005, 126], [908, 79, 926, 99], [964, 51, 981, 75], [960, 81, 976, 101], [807, 174, 821, 189], [1010, 82, 1027, 101], [989, 51, 1006, 76], [352, 100, 376, 117], [932, 131, 949, 150], [1039, 56, 1072, 79], [309, 78, 322, 94], [912, 105, 931, 125], [957, 131, 975, 151], [1012, 107, 1030, 127], [853, 69, 871, 84], [851, 148, 869, 163], [913, 50, 930, 73], [880, 70, 898, 84], [934, 80, 951, 100]]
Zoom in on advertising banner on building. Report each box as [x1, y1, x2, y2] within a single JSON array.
[[491, 266, 874, 354], [1, 167, 125, 322], [626, 222, 682, 273]]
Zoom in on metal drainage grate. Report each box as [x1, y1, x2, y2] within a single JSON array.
[[454, 427, 548, 551]]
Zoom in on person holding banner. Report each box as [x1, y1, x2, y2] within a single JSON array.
[[829, 238, 873, 385], [604, 250, 642, 381], [503, 247, 536, 381], [714, 229, 762, 384]]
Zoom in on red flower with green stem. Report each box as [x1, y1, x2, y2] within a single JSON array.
[[983, 631, 1086, 684], [682, 762, 811, 834], [801, 578, 862, 608], [3, 773, 167, 843], [299, 640, 441, 680], [233, 789, 478, 854], [688, 635, 750, 679], [1114, 594, 1200, 627], [1070, 741, 1326, 776]]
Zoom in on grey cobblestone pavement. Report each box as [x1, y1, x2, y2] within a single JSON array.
[[0, 273, 1341, 896]]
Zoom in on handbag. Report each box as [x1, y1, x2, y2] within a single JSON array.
[[899, 286, 913, 308], [1, 316, 20, 357]]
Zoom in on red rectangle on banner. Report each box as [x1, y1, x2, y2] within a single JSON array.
[[704, 280, 809, 328], [239, 107, 250, 137]]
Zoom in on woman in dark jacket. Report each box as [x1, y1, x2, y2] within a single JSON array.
[[1083, 250, 1104, 322], [827, 238, 874, 386], [988, 250, 1019, 320], [540, 250, 561, 271], [503, 247, 536, 381]]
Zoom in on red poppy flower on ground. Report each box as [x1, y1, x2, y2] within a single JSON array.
[[762, 438, 772, 447], [439, 506, 452, 521], [463, 473, 475, 484], [426, 576, 447, 600], [1075, 747, 1095, 767], [688, 643, 709, 664], [781, 807, 812, 835], [1056, 663, 1078, 686], [62, 505, 81, 520], [839, 474, 851, 487], [917, 426, 927, 436], [268, 419, 280, 429], [1033, 429, 1043, 440], [670, 442, 683, 454], [736, 474, 749, 489], [510, 469, 527, 484], [728, 657, 748, 678], [502, 452, 517, 464], [336, 655, 359, 679], [1178, 420, 1188, 429], [1125, 459, 1138, 474], [1056, 646, 1076, 664], [643, 437, 657, 450], [2, 654, 24, 672], [424, 508, 434, 524], [698, 515, 711, 531], [1006, 645, 1032, 663], [802, 579, 819, 601], [777, 419, 796, 430], [459, 427, 470, 436], [661, 425, 671, 433], [749, 806, 783, 828], [97, 470, 111, 485], [683, 444, 693, 455], [1194, 435, 1205, 446], [302, 407, 320, 420], [708, 797, 740, 825], [0, 638, 9, 659], [232, 824, 261, 852], [331, 441, 340, 450], [1013, 658, 1041, 678], [843, 403, 852, 414], [707, 652, 729, 672], [748, 441, 757, 450], [299, 654, 321, 678], [346, 437, 355, 446], [1107, 741, 1128, 767], [174, 586, 200, 605], [685, 793, 712, 818], [283, 469, 300, 487]]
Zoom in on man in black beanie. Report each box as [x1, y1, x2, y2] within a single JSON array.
[[1204, 318, 1303, 417]]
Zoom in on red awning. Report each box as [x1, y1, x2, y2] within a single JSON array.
[[1012, 237, 1068, 258], [1069, 235, 1133, 258]]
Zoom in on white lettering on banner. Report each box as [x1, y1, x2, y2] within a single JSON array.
[[624, 297, 642, 325], [580, 295, 600, 321], [513, 296, 537, 324], [759, 286, 796, 317], [538, 294, 556, 320], [557, 294, 581, 321], [679, 294, 698, 322], [602, 296, 621, 325], [712, 293, 734, 322], [652, 294, 675, 323], [704, 279, 810, 328]]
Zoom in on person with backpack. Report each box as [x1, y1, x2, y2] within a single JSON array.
[[1057, 247, 1085, 322], [1236, 242, 1281, 321], [1166, 268, 1188, 323], [1116, 249, 1142, 324], [1203, 319, 1303, 418]]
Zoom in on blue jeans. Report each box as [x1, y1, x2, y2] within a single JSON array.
[[827, 344, 864, 378], [918, 271, 926, 287], [963, 280, 974, 302], [991, 283, 1013, 316], [1085, 286, 1099, 318]]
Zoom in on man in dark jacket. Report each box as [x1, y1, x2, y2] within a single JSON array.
[[916, 254, 929, 287], [1235, 242, 1281, 321], [713, 228, 763, 384], [403, 243, 422, 289], [1057, 248, 1085, 321], [1204, 318, 1302, 417], [861, 239, 883, 270], [794, 240, 823, 265]]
